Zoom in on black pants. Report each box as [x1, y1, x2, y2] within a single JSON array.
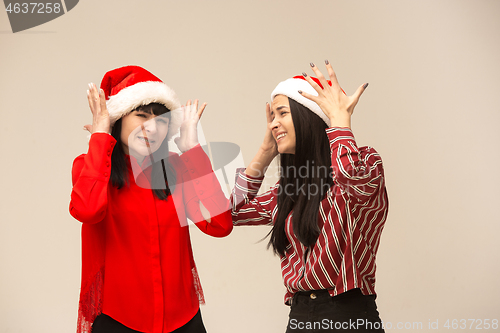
[[92, 309, 206, 333], [286, 289, 385, 332]]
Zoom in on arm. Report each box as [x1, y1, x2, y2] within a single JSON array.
[[70, 83, 114, 223], [173, 100, 233, 237], [327, 128, 384, 201], [69, 133, 116, 223], [299, 62, 383, 200], [230, 102, 279, 226], [230, 169, 278, 226], [179, 144, 233, 237]]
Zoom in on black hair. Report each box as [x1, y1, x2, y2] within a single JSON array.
[[268, 98, 333, 256], [110, 103, 176, 200]]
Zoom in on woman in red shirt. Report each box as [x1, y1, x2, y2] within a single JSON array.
[[70, 66, 232, 333], [231, 62, 388, 332]]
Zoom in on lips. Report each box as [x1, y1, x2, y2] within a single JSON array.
[[138, 136, 156, 145], [275, 132, 287, 142]]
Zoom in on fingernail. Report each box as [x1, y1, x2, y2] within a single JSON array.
[[363, 83, 369, 89], [310, 62, 315, 67], [302, 72, 308, 77], [298, 90, 303, 94], [325, 59, 329, 65]]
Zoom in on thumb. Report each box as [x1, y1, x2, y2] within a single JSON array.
[[83, 124, 93, 133], [352, 83, 368, 103]]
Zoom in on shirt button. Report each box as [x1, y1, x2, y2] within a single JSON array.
[[199, 190, 204, 195], [107, 151, 111, 156], [310, 293, 317, 300], [106, 162, 110, 167], [190, 170, 195, 173], [104, 172, 108, 177], [195, 180, 199, 184], [185, 158, 189, 162]]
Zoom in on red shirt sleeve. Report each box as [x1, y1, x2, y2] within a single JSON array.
[[327, 127, 385, 202], [178, 144, 233, 237], [69, 133, 116, 224]]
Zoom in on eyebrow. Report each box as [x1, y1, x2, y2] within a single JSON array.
[[271, 105, 289, 114], [134, 109, 153, 115]]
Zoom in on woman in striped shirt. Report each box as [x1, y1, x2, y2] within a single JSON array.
[[231, 62, 388, 332]]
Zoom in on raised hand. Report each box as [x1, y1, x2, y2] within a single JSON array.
[[262, 102, 279, 158], [244, 103, 278, 178], [174, 99, 207, 153], [299, 61, 368, 129], [84, 83, 110, 134]]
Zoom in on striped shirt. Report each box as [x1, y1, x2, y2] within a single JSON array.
[[231, 128, 388, 304]]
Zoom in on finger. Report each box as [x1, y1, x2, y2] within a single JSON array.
[[99, 89, 108, 116], [298, 89, 320, 104], [309, 62, 330, 92], [324, 60, 342, 91], [197, 102, 207, 119], [87, 86, 98, 115], [90, 83, 100, 113], [185, 100, 192, 117], [265, 102, 272, 124], [83, 124, 93, 133], [301, 72, 324, 97], [86, 89, 94, 114], [193, 99, 199, 118], [352, 83, 368, 104]]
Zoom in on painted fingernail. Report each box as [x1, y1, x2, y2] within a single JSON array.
[[310, 62, 315, 67], [363, 83, 369, 89], [298, 90, 303, 94], [302, 72, 308, 77], [325, 59, 329, 65]]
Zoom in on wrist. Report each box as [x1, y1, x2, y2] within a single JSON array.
[[93, 130, 111, 135], [257, 146, 277, 163], [329, 116, 351, 129]]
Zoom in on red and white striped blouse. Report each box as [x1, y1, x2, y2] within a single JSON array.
[[231, 127, 388, 304]]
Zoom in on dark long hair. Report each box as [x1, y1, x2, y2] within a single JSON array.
[[110, 103, 176, 200], [268, 98, 333, 256]]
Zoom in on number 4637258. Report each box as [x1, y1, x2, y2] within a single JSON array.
[[6, 3, 62, 14]]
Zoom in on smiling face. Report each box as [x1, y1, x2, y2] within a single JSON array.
[[270, 95, 296, 154], [120, 109, 170, 159]]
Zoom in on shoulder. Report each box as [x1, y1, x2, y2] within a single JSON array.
[[72, 153, 86, 170]]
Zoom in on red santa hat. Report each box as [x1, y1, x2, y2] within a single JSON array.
[[100, 65, 182, 140], [271, 75, 335, 127]]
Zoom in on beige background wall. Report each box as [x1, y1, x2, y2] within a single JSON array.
[[1, 1, 499, 332]]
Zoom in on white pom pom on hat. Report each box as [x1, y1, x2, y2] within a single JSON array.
[[271, 75, 338, 127], [100, 65, 182, 140]]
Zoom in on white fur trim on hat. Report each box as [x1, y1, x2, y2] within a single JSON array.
[[106, 81, 183, 140], [271, 78, 331, 126]]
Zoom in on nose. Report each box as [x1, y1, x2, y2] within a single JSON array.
[[143, 118, 157, 133], [270, 117, 280, 131]]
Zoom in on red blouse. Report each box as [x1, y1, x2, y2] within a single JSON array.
[[70, 133, 232, 333]]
